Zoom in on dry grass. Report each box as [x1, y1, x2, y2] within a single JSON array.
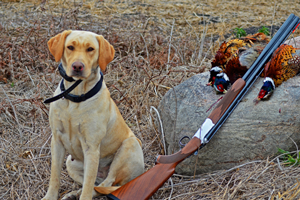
[[1, 0, 300, 199]]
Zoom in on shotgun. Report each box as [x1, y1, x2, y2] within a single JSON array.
[[95, 14, 300, 200]]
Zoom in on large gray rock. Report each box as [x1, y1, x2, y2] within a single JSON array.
[[158, 72, 300, 175], [285, 36, 300, 47]]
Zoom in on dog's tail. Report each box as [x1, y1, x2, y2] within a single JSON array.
[[94, 186, 120, 195]]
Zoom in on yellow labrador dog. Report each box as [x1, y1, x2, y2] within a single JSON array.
[[42, 30, 144, 200]]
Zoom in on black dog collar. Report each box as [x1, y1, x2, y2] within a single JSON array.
[[44, 63, 103, 104], [59, 72, 103, 103]]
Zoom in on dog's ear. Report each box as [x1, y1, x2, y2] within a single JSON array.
[[96, 35, 115, 71], [48, 30, 72, 62]]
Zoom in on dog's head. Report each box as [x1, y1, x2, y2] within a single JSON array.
[[47, 30, 115, 79]]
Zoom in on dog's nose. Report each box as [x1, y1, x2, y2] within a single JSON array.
[[72, 62, 84, 72]]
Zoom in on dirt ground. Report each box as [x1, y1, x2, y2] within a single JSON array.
[[1, 0, 300, 199]]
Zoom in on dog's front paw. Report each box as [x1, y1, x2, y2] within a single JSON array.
[[42, 193, 59, 200], [61, 189, 82, 200], [41, 196, 57, 200]]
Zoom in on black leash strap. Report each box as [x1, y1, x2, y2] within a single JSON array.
[[44, 80, 82, 104], [59, 72, 103, 103], [44, 63, 103, 104], [58, 63, 75, 82]]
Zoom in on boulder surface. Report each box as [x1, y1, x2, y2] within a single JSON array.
[[158, 72, 300, 175]]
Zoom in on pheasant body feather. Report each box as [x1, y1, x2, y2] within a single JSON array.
[[264, 44, 300, 86]]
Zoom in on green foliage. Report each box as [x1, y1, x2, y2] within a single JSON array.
[[233, 28, 247, 38], [11, 82, 14, 87], [258, 26, 270, 36], [278, 148, 300, 166]]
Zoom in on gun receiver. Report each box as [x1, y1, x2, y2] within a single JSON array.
[[95, 14, 300, 200]]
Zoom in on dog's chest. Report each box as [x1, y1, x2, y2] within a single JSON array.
[[50, 102, 102, 160]]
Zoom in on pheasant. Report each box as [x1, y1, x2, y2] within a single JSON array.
[[208, 32, 270, 93], [256, 44, 300, 101]]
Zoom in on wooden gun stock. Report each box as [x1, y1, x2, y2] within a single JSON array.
[[95, 14, 300, 200], [104, 137, 201, 200], [208, 78, 245, 124]]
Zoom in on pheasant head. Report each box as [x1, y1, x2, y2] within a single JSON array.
[[256, 77, 275, 101], [207, 66, 223, 86], [213, 72, 230, 94]]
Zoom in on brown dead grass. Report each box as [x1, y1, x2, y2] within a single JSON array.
[[1, 0, 300, 199]]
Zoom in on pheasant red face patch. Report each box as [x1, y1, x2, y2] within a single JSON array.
[[258, 89, 266, 99]]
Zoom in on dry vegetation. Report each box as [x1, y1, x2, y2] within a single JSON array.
[[1, 0, 300, 199]]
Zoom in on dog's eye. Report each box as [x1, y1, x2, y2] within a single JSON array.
[[67, 46, 74, 50], [87, 47, 94, 52]]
